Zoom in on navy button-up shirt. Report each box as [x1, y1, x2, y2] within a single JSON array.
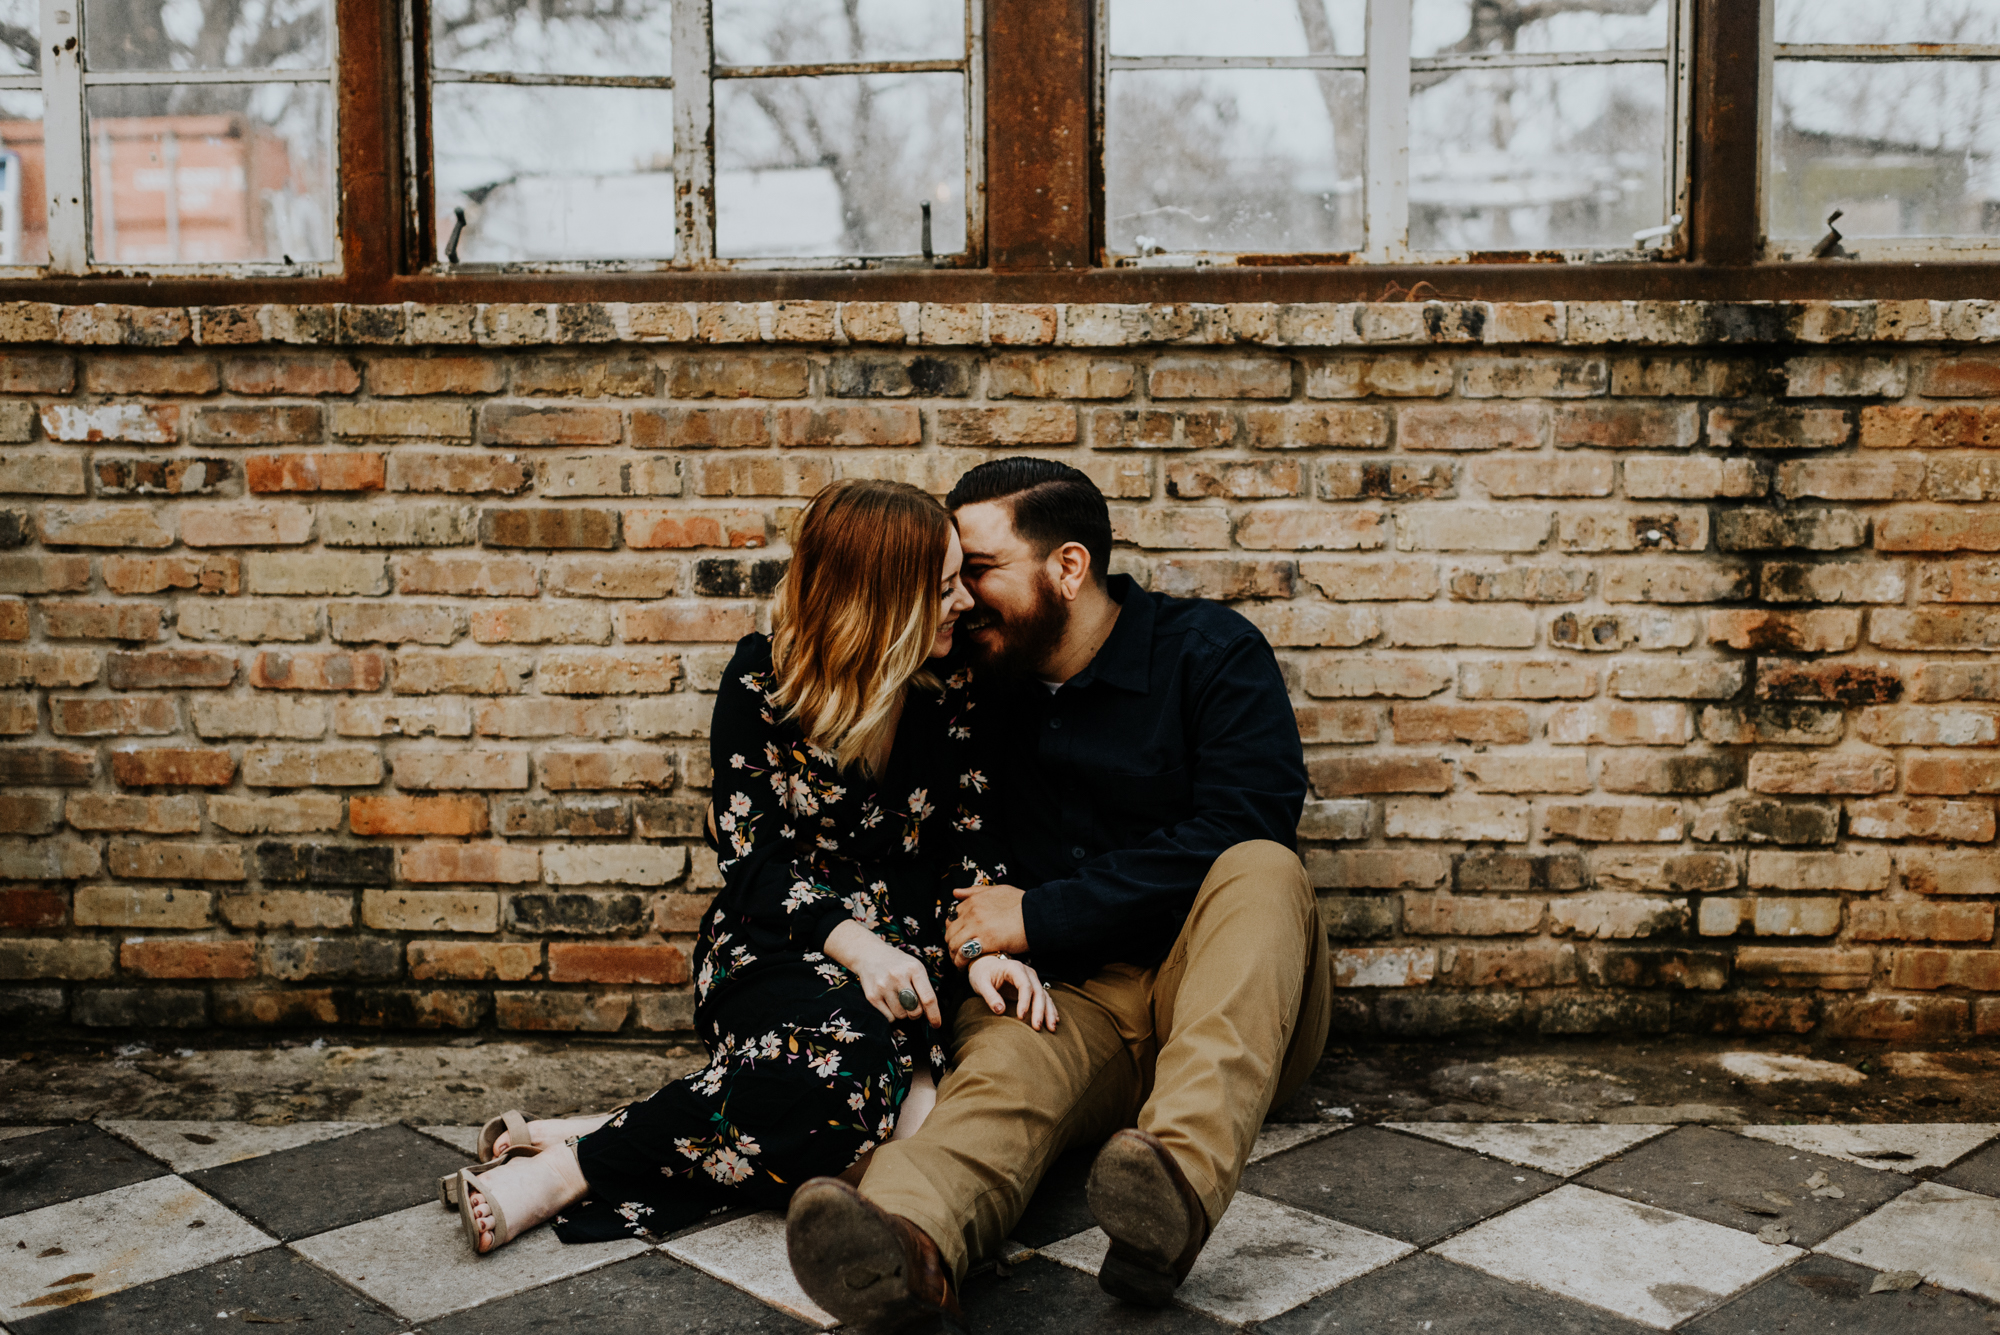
[[982, 575, 1308, 982]]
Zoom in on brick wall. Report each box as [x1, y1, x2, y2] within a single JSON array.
[[0, 296, 1997, 1042]]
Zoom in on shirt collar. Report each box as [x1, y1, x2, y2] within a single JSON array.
[[1066, 575, 1153, 695]]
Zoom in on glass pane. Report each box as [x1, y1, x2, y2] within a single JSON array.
[[0, 95, 50, 265], [1105, 68, 1364, 254], [1776, 0, 2000, 45], [1109, 0, 1365, 59], [1413, 0, 1668, 57], [715, 0, 963, 65], [85, 0, 327, 72], [1409, 64, 1666, 251], [1770, 59, 2000, 240], [434, 84, 674, 261], [0, 0, 37, 76], [86, 83, 334, 263], [430, 0, 673, 78], [715, 72, 964, 256]]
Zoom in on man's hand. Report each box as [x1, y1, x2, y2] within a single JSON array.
[[947, 884, 1028, 969]]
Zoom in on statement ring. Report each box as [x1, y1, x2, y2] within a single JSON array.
[[897, 987, 919, 1013], [959, 939, 984, 962]]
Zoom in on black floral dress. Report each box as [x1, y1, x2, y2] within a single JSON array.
[[554, 633, 1004, 1243]]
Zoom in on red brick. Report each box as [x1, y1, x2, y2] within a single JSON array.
[[668, 355, 808, 398], [1706, 609, 1860, 653], [369, 356, 505, 396], [1092, 408, 1238, 450], [246, 453, 385, 493], [1148, 356, 1292, 399], [102, 554, 240, 596], [189, 406, 324, 445], [936, 405, 1076, 445], [1890, 949, 2000, 991], [0, 353, 74, 393], [1309, 756, 1454, 796], [617, 602, 758, 642], [349, 794, 490, 837], [1399, 403, 1547, 451], [121, 938, 256, 979], [408, 940, 541, 981], [546, 942, 691, 985], [111, 747, 237, 786], [623, 508, 767, 549], [1850, 903, 1994, 942], [250, 651, 386, 692], [631, 406, 769, 449], [222, 354, 359, 395], [478, 404, 623, 446], [83, 356, 218, 395], [1390, 703, 1530, 744], [0, 886, 64, 928], [1919, 356, 2000, 397], [399, 842, 540, 883], [50, 696, 177, 737], [772, 404, 923, 447], [108, 649, 236, 690]]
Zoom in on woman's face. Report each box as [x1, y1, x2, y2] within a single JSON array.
[[930, 528, 976, 659]]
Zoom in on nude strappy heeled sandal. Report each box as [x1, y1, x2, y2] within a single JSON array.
[[456, 1131, 588, 1257], [437, 1109, 541, 1208]]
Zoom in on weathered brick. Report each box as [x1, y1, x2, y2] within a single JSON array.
[[189, 405, 324, 445], [1604, 659, 1742, 700], [241, 744, 383, 787], [1382, 796, 1530, 842], [537, 651, 680, 695], [390, 652, 531, 696], [1148, 356, 1292, 399], [120, 938, 256, 979], [1384, 605, 1536, 648], [1591, 851, 1736, 893], [1699, 703, 1844, 746], [390, 749, 529, 790], [1849, 902, 1995, 942], [1690, 799, 1840, 845], [1332, 947, 1437, 988], [1548, 892, 1688, 939], [1861, 404, 2000, 450], [621, 507, 765, 550], [248, 650, 385, 692], [1305, 356, 1452, 398], [50, 695, 177, 737], [1440, 944, 1577, 988], [254, 841, 395, 885], [1847, 797, 1995, 842], [176, 600, 321, 644], [1309, 756, 1453, 795], [1596, 753, 1743, 795], [331, 402, 474, 441], [208, 794, 345, 835], [669, 354, 808, 398], [368, 355, 505, 396], [74, 885, 212, 929], [1390, 703, 1530, 744], [223, 354, 358, 395], [245, 553, 389, 597], [1760, 562, 1907, 605], [0, 744, 95, 785], [1554, 403, 1698, 449], [1746, 849, 1892, 893], [104, 554, 238, 596], [1462, 754, 1591, 793], [217, 889, 352, 928], [1898, 850, 2000, 897], [245, 451, 388, 493], [1541, 802, 1686, 843], [1622, 456, 1764, 499], [110, 746, 235, 786], [1556, 508, 1707, 554], [1548, 702, 1689, 745], [190, 695, 327, 740], [1398, 404, 1547, 451], [408, 940, 542, 982], [1707, 609, 1861, 654], [1305, 659, 1451, 698], [1294, 703, 1378, 744], [1709, 407, 1849, 450], [494, 796, 632, 838], [494, 990, 631, 1032], [362, 888, 500, 932]]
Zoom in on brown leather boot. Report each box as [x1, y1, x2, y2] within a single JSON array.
[[786, 1177, 961, 1333], [1085, 1128, 1211, 1307]]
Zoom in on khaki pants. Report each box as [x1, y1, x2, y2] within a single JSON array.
[[858, 840, 1332, 1281]]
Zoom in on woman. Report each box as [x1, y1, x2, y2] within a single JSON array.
[[457, 479, 1058, 1254]]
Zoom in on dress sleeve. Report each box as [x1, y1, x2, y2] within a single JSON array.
[[937, 665, 1011, 895], [709, 638, 855, 953]]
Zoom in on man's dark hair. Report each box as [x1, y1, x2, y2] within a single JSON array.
[[947, 458, 1112, 585]]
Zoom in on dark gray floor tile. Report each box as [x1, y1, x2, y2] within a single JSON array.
[[1578, 1127, 1912, 1247], [1683, 1254, 2000, 1335], [1936, 1140, 2000, 1199], [1239, 1125, 1557, 1246], [961, 1257, 1231, 1334], [0, 1125, 168, 1219], [423, 1252, 810, 1335], [185, 1125, 468, 1242], [10, 1246, 401, 1335], [1256, 1251, 1653, 1335], [1010, 1148, 1097, 1249]]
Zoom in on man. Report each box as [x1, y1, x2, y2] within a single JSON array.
[[786, 458, 1332, 1330]]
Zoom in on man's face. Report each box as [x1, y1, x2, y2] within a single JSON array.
[[954, 500, 1071, 677]]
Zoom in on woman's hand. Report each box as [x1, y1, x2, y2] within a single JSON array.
[[824, 919, 942, 1027], [968, 955, 1059, 1032]]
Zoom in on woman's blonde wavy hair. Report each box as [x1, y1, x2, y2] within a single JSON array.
[[770, 479, 951, 777]]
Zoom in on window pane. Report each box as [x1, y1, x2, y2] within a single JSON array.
[[0, 0, 36, 75], [85, 84, 334, 263], [714, 0, 963, 65], [1775, 0, 2000, 45], [715, 72, 964, 257], [85, 0, 328, 72], [430, 0, 673, 77], [1770, 59, 2000, 240], [0, 94, 50, 265], [434, 85, 674, 261], [1108, 0, 1364, 59], [1409, 64, 1666, 251], [1105, 69, 1363, 254], [1412, 0, 1668, 57]]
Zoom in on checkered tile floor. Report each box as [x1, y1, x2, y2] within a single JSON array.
[[4, 1117, 1999, 1333]]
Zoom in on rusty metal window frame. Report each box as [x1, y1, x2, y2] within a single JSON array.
[[24, 0, 343, 279], [1094, 0, 1694, 269], [408, 0, 986, 274], [1758, 8, 2000, 262]]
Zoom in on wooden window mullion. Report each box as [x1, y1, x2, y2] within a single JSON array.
[[1686, 0, 1762, 266]]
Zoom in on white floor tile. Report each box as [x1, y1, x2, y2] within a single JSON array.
[[99, 1120, 377, 1173], [1433, 1184, 1802, 1330], [1039, 1191, 1412, 1326], [1248, 1122, 1347, 1165], [1384, 1122, 1675, 1177], [0, 1176, 273, 1322], [0, 1128, 48, 1143], [1815, 1182, 2000, 1303], [663, 1211, 837, 1329], [290, 1201, 647, 1323], [416, 1126, 484, 1156], [1734, 1123, 2000, 1173]]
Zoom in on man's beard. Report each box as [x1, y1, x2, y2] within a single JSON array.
[[967, 569, 1069, 679]]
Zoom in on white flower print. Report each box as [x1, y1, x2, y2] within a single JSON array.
[[829, 1015, 861, 1043], [728, 792, 753, 816], [815, 961, 848, 986], [848, 1090, 867, 1111], [675, 1137, 703, 1161], [842, 891, 878, 929], [877, 1114, 897, 1139], [760, 1031, 783, 1060], [808, 1049, 842, 1078], [960, 769, 987, 792], [615, 1202, 655, 1226], [735, 1134, 762, 1157], [907, 788, 933, 820], [730, 752, 748, 770], [706, 1148, 753, 1184]]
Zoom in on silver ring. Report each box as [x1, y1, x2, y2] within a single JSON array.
[[1041, 982, 1052, 991], [959, 939, 983, 962], [897, 987, 919, 1013]]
